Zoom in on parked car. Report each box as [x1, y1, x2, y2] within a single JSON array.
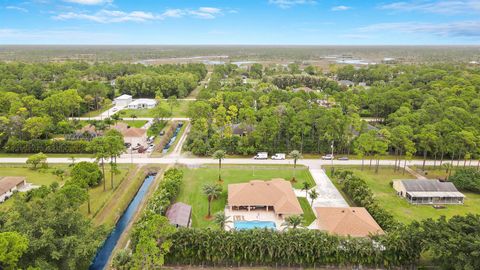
[[147, 136, 155, 143], [146, 146, 154, 153], [322, 154, 334, 160], [159, 131, 165, 136], [124, 142, 131, 148], [112, 108, 118, 112], [254, 152, 268, 159], [271, 153, 286, 160], [338, 156, 349, 161]]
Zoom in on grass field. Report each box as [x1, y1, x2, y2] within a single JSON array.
[[176, 165, 315, 228], [80, 105, 113, 117], [298, 197, 316, 226], [328, 166, 480, 224], [122, 120, 148, 128], [122, 100, 193, 118]]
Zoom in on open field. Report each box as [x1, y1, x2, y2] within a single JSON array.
[[176, 165, 316, 228], [122, 100, 193, 118], [328, 166, 480, 224], [80, 105, 112, 117]]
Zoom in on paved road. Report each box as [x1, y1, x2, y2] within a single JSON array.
[[71, 117, 190, 121]]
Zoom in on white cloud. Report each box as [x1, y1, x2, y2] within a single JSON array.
[[63, 0, 113, 5], [269, 0, 316, 9], [331, 5, 351, 11], [6, 6, 28, 12], [380, 1, 480, 14], [188, 7, 222, 19], [53, 7, 224, 23], [0, 28, 119, 43], [359, 21, 480, 37]]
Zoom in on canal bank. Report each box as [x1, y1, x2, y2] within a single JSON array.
[[89, 166, 165, 270]]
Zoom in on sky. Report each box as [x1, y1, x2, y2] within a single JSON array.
[[1, 0, 480, 45]]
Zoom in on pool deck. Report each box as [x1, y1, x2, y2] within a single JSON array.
[[224, 209, 287, 231]]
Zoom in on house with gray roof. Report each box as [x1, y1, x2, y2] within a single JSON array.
[[393, 179, 465, 205]]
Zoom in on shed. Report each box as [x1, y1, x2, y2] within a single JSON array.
[[114, 94, 133, 107], [0, 177, 26, 203], [166, 202, 192, 227], [393, 179, 465, 205]]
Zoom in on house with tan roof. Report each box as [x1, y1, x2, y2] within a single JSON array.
[[312, 207, 384, 237], [112, 123, 147, 146], [227, 179, 303, 218], [0, 177, 26, 203]]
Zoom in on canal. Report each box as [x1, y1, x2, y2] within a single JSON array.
[[89, 173, 157, 270]]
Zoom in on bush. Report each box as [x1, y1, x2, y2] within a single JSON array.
[[4, 139, 92, 153], [449, 168, 480, 193]]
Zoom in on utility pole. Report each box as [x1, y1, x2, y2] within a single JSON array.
[[331, 140, 335, 174]]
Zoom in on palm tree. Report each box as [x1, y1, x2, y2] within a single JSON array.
[[203, 184, 222, 218], [213, 211, 231, 230], [212, 150, 226, 182], [282, 215, 304, 229], [301, 181, 313, 198], [289, 150, 302, 181], [309, 189, 319, 206]]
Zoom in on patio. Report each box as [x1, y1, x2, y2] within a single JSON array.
[[224, 208, 286, 231]]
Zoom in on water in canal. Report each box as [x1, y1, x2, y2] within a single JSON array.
[[89, 173, 156, 270]]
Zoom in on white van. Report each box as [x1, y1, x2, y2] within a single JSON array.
[[254, 152, 268, 159]]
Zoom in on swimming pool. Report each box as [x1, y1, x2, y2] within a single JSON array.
[[234, 220, 277, 230]]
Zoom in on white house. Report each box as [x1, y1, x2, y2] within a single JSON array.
[[127, 99, 157, 110], [114, 94, 133, 107], [0, 177, 26, 203]]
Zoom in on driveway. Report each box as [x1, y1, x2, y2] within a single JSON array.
[[308, 168, 349, 207]]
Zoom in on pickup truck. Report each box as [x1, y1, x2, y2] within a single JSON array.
[[271, 153, 286, 160], [254, 152, 268, 159]]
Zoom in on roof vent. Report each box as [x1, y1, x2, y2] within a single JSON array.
[[341, 210, 345, 213]]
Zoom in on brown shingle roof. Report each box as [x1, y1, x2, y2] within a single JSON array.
[[228, 179, 303, 215], [112, 123, 146, 138], [314, 207, 384, 237], [0, 177, 26, 195], [166, 202, 192, 227]]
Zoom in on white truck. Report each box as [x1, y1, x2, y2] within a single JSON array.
[[322, 154, 334, 160], [254, 152, 268, 159], [271, 153, 286, 160]]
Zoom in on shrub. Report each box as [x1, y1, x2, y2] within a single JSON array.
[[449, 168, 480, 193], [4, 139, 92, 153]]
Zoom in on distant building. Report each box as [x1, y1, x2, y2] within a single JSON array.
[[338, 80, 354, 87], [358, 82, 368, 87], [312, 207, 384, 237], [0, 177, 26, 203], [127, 99, 157, 110], [114, 94, 133, 107], [393, 179, 465, 205], [293, 86, 314, 93], [231, 123, 254, 136], [166, 202, 192, 228]]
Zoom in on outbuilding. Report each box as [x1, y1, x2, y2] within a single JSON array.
[[393, 179, 465, 205], [166, 202, 192, 227], [0, 177, 26, 203], [113, 94, 133, 107]]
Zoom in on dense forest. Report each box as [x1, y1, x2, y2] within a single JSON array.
[[185, 63, 480, 166], [0, 62, 206, 147]]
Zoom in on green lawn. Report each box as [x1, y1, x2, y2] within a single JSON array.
[[0, 153, 93, 158], [176, 165, 315, 228], [298, 197, 316, 226], [122, 120, 148, 128], [80, 105, 113, 117], [122, 100, 193, 118], [328, 166, 480, 224]]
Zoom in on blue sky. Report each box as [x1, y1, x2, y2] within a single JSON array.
[[1, 0, 480, 45]]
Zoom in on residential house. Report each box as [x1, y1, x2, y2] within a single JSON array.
[[127, 99, 157, 110], [312, 207, 384, 237], [112, 123, 147, 146], [114, 94, 133, 107]]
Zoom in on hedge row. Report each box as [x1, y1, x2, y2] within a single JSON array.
[[4, 139, 92, 153], [165, 227, 422, 268], [334, 170, 399, 230]]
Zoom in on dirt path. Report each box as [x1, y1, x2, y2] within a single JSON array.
[[187, 71, 211, 99], [405, 166, 428, 179]]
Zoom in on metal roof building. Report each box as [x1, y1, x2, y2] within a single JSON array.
[[393, 179, 465, 205], [166, 202, 192, 228]]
